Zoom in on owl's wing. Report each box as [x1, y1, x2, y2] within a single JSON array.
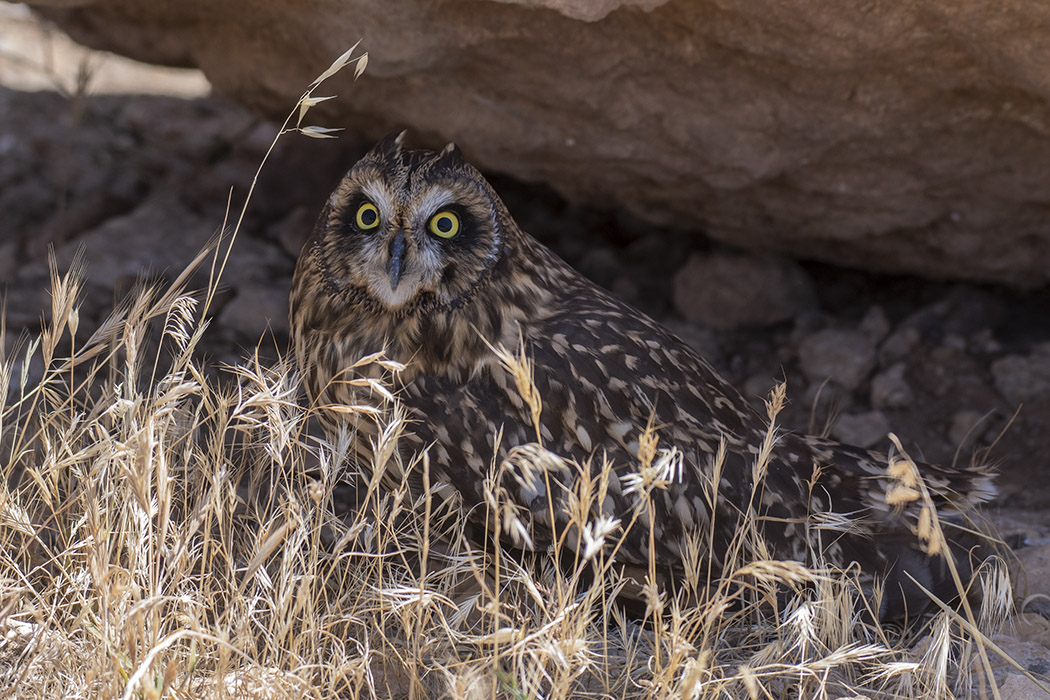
[[401, 278, 996, 619], [398, 289, 766, 564]]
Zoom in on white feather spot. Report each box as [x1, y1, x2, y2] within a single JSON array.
[[607, 421, 632, 443], [576, 425, 592, 452]]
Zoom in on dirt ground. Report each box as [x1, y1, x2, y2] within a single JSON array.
[[2, 5, 1050, 689]]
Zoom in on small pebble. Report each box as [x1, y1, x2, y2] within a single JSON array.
[[991, 344, 1050, 405], [949, 409, 987, 448], [879, 326, 920, 365], [830, 410, 890, 449], [870, 362, 913, 409], [799, 328, 877, 391], [859, 305, 890, 342]]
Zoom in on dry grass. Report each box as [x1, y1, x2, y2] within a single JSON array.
[[0, 46, 1032, 700]]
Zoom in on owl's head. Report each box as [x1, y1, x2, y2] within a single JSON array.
[[309, 131, 508, 315]]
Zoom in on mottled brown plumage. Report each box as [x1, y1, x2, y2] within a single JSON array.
[[290, 133, 996, 620]]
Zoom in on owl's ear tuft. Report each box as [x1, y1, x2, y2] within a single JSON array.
[[366, 130, 407, 162], [434, 142, 465, 170]]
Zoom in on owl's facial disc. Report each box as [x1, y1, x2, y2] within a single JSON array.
[[337, 186, 460, 312], [360, 221, 431, 310], [322, 139, 502, 314]]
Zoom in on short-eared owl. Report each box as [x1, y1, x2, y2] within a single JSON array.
[[290, 132, 995, 620]]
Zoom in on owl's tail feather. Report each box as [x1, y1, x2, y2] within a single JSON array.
[[791, 433, 997, 512], [779, 433, 999, 621]]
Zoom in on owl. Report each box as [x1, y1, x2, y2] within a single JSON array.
[[290, 132, 996, 620]]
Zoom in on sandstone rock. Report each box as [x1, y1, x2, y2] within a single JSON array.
[[661, 318, 722, 361], [991, 614, 1050, 691], [879, 327, 921, 366], [22, 193, 213, 285], [992, 344, 1050, 406], [272, 206, 316, 260], [870, 362, 913, 409], [743, 374, 778, 404], [15, 189, 295, 341], [798, 328, 876, 391], [1016, 542, 1050, 604], [0, 241, 16, 282], [949, 409, 987, 449], [998, 672, 1050, 700], [971, 328, 1004, 355], [21, 0, 1050, 286], [858, 306, 891, 344], [800, 374, 850, 419], [672, 252, 815, 329], [219, 282, 292, 338], [829, 410, 890, 449]]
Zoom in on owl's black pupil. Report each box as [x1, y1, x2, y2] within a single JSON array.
[[361, 208, 377, 225], [437, 217, 452, 232]]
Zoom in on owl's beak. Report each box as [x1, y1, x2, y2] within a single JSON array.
[[388, 230, 407, 291]]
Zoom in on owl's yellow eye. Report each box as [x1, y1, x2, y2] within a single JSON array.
[[428, 211, 460, 239], [355, 202, 380, 230]]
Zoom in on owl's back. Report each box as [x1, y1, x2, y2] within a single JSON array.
[[387, 240, 994, 619]]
